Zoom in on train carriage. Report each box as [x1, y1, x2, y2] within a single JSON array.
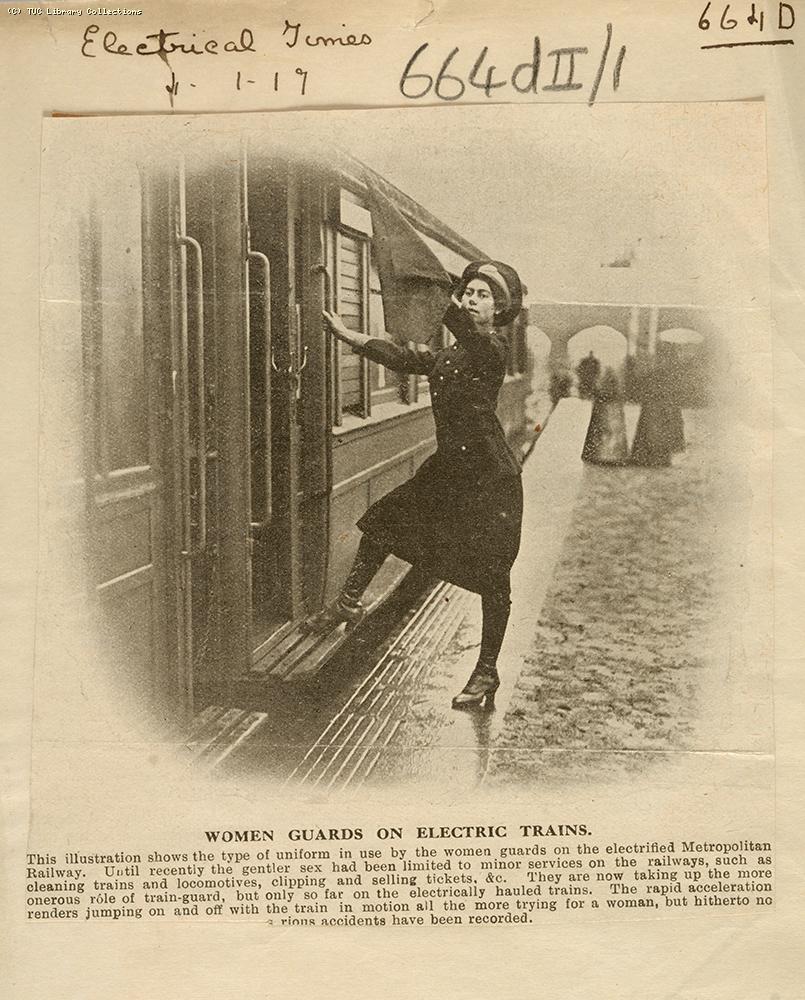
[[44, 135, 532, 730]]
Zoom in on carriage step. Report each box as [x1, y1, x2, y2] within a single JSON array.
[[250, 573, 408, 681], [184, 705, 268, 769], [250, 624, 350, 679]]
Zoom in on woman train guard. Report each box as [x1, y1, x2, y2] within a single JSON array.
[[303, 261, 524, 711]]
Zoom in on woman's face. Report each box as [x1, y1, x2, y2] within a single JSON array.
[[461, 278, 497, 330]]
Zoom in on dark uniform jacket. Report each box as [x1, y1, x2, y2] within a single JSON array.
[[358, 302, 521, 483]]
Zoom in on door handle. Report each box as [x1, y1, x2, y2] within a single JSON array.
[[311, 263, 334, 309], [291, 304, 308, 401]]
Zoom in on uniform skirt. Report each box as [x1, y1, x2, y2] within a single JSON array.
[[630, 399, 685, 467], [356, 454, 523, 596]]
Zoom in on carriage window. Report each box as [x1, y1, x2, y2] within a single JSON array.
[[91, 168, 149, 472], [368, 255, 407, 407], [336, 229, 410, 418], [368, 256, 385, 338], [337, 231, 367, 416]]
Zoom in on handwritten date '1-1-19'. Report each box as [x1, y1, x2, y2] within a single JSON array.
[[399, 25, 625, 107]]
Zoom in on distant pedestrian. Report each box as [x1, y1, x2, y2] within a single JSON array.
[[550, 367, 572, 407], [581, 368, 628, 465], [576, 351, 601, 399], [630, 354, 685, 467], [662, 345, 686, 454]]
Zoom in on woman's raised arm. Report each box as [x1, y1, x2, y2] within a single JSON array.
[[322, 310, 435, 376]]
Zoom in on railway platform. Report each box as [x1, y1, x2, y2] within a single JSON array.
[[227, 397, 601, 794]]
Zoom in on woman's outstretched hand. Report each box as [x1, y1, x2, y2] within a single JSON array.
[[322, 309, 351, 342], [322, 309, 371, 351]]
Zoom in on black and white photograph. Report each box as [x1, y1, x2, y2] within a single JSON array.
[[36, 102, 773, 800]]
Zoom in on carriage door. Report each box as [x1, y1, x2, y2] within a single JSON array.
[[165, 158, 251, 710], [244, 156, 329, 652], [82, 164, 173, 714]]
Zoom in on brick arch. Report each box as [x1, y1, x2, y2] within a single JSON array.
[[658, 327, 704, 347], [526, 325, 552, 357], [567, 325, 628, 372], [657, 308, 721, 343], [529, 302, 633, 342]]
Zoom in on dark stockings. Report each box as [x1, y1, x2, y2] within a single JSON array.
[[337, 534, 390, 610], [340, 539, 511, 671], [479, 586, 512, 668]]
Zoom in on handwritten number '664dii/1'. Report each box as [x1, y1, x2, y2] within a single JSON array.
[[399, 25, 626, 107]]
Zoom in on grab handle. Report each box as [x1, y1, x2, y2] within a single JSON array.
[[176, 229, 207, 554], [247, 246, 273, 530], [312, 263, 334, 310]]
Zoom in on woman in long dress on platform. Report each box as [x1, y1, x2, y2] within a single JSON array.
[[630, 352, 686, 467], [581, 367, 629, 466], [302, 261, 524, 710]]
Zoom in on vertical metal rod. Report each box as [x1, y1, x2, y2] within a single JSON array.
[[315, 234, 337, 427], [333, 231, 343, 426], [175, 214, 192, 559], [361, 239, 370, 417], [173, 163, 193, 705], [247, 246, 273, 527], [241, 153, 255, 622], [176, 231, 207, 552]]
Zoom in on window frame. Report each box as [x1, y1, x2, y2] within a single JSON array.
[[334, 226, 371, 419], [328, 180, 507, 431], [329, 185, 415, 424]]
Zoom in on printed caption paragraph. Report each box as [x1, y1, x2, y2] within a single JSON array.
[[25, 829, 775, 926]]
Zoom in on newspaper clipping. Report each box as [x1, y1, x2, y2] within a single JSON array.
[[2, 2, 803, 998]]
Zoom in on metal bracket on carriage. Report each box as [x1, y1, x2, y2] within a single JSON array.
[[270, 350, 293, 377], [270, 347, 308, 397], [294, 346, 309, 383]]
